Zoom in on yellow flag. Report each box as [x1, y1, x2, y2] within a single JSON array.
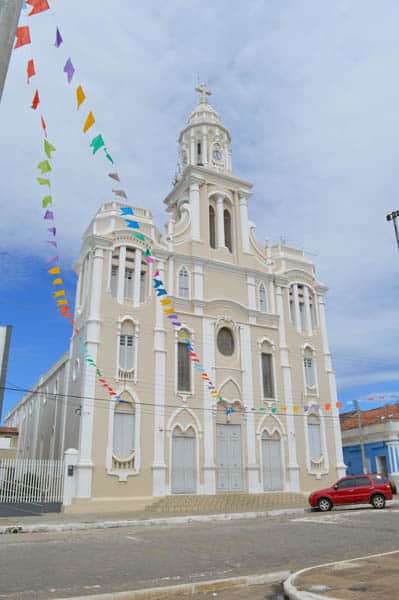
[[53, 290, 66, 298], [83, 111, 95, 133], [52, 278, 63, 285], [76, 85, 86, 109]]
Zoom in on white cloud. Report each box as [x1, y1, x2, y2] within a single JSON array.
[[1, 0, 398, 392]]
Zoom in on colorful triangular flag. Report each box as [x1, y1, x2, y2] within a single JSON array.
[[83, 111, 95, 133], [44, 139, 56, 159], [27, 59, 35, 83], [31, 89, 40, 109], [76, 85, 86, 109], [37, 160, 51, 174], [90, 134, 105, 154], [63, 58, 75, 83], [55, 27, 63, 48], [27, 0, 49, 15], [14, 26, 31, 48]]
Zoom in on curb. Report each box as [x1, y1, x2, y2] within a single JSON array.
[[0, 506, 306, 535], [283, 549, 399, 600], [54, 570, 290, 600]]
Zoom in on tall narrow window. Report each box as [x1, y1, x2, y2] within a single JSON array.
[[110, 249, 119, 298], [209, 205, 216, 249], [224, 209, 232, 252], [197, 142, 202, 165], [140, 270, 146, 303], [308, 415, 322, 461], [304, 348, 316, 388], [178, 267, 190, 299], [177, 335, 191, 392], [259, 284, 267, 313], [261, 351, 274, 398], [124, 268, 134, 300], [119, 320, 135, 376], [112, 402, 135, 460]]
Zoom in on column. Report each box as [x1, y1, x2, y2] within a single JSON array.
[[189, 180, 201, 241], [105, 249, 112, 292], [76, 247, 104, 498], [293, 284, 301, 332], [247, 275, 256, 310], [201, 126, 208, 165], [117, 245, 126, 304], [276, 283, 299, 491], [239, 194, 250, 252], [152, 260, 167, 496], [193, 263, 204, 315], [303, 286, 313, 335], [168, 256, 175, 296], [240, 325, 260, 492], [216, 195, 225, 248], [133, 248, 142, 307], [318, 293, 346, 478], [190, 133, 195, 165], [203, 317, 216, 493]]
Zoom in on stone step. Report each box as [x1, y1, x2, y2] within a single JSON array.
[[146, 492, 306, 514]]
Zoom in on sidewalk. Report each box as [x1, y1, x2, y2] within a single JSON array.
[[284, 550, 399, 599], [0, 505, 307, 534]]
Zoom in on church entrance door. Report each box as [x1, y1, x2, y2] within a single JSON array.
[[171, 431, 197, 494], [216, 424, 243, 492], [262, 432, 284, 491]]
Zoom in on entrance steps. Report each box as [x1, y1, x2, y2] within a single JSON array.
[[146, 492, 306, 515]]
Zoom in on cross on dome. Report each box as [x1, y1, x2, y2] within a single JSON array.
[[195, 83, 211, 104]]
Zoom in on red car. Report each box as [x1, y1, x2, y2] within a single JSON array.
[[309, 474, 394, 512]]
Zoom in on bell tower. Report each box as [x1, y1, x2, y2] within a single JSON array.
[[177, 84, 232, 175]]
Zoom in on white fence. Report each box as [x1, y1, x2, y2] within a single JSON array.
[[0, 458, 64, 504]]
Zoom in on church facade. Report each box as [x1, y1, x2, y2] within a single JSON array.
[[6, 88, 346, 512]]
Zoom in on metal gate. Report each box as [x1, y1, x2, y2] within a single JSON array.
[[0, 458, 64, 510], [216, 424, 243, 492]]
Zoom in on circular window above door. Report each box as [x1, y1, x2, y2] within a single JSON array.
[[217, 327, 235, 356]]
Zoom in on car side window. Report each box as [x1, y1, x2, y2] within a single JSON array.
[[352, 477, 370, 487], [373, 475, 388, 484], [336, 479, 352, 489]]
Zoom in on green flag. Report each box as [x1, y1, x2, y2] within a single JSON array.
[[42, 195, 52, 207], [132, 232, 145, 242], [37, 177, 51, 187], [44, 139, 56, 159], [90, 134, 105, 154], [37, 159, 52, 174]]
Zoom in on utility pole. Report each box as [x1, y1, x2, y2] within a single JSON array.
[[354, 399, 368, 474], [0, 0, 23, 102], [386, 210, 399, 253]]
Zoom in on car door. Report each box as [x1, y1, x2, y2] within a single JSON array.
[[351, 476, 373, 503], [333, 478, 355, 504]]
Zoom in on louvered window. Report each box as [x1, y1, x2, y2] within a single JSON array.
[[209, 206, 216, 249], [261, 352, 274, 398], [177, 341, 191, 392], [113, 408, 135, 459], [119, 334, 134, 370], [124, 268, 134, 300], [308, 417, 322, 461], [111, 265, 118, 297], [224, 209, 232, 252], [304, 353, 316, 387]]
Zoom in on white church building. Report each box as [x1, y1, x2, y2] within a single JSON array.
[[6, 87, 346, 512]]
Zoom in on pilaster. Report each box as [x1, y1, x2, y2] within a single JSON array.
[[203, 317, 216, 494]]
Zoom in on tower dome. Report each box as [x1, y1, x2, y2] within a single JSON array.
[[177, 84, 232, 174]]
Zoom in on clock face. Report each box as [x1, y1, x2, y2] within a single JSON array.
[[212, 146, 223, 162]]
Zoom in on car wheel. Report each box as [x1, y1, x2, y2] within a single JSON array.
[[317, 497, 332, 512], [371, 494, 386, 509]]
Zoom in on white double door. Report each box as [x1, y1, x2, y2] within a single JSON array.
[[262, 436, 284, 491], [171, 434, 197, 494], [216, 424, 243, 492]]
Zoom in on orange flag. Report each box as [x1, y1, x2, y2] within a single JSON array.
[[48, 266, 61, 275], [27, 59, 35, 83], [27, 0, 50, 15], [76, 85, 86, 109], [31, 89, 40, 110], [14, 26, 31, 48], [52, 278, 63, 285], [83, 111, 95, 133], [41, 115, 47, 137]]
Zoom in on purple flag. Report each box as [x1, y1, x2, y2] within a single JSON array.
[[44, 210, 54, 220], [47, 240, 58, 247], [48, 227, 56, 236], [55, 27, 63, 48], [47, 255, 59, 265], [63, 58, 75, 83]]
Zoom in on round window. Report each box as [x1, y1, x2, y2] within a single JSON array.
[[217, 327, 235, 356]]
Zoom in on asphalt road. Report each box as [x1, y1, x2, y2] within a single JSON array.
[[1, 507, 399, 599]]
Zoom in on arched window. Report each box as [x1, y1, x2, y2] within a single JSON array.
[[177, 330, 191, 392], [217, 327, 235, 356], [304, 347, 316, 388], [112, 399, 136, 467], [178, 267, 190, 299], [119, 321, 135, 378], [260, 341, 274, 399], [308, 414, 322, 462], [224, 209, 232, 252], [259, 284, 267, 313], [209, 206, 216, 249]]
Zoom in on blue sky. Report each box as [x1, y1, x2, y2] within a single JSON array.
[[1, 0, 399, 420]]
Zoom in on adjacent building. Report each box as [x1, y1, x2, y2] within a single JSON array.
[[5, 87, 345, 512], [341, 404, 399, 488]]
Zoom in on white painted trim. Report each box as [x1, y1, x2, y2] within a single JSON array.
[[301, 343, 319, 396], [176, 264, 192, 300], [258, 426, 287, 492], [174, 326, 195, 397], [257, 337, 279, 404], [167, 415, 201, 495], [303, 409, 330, 476], [106, 387, 141, 481], [203, 317, 216, 494]]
